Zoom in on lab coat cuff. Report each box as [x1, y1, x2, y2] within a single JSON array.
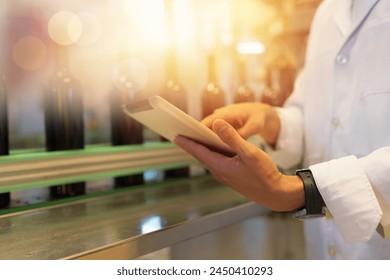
[[310, 155, 382, 242], [359, 147, 390, 206]]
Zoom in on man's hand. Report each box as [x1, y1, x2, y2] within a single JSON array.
[[174, 119, 304, 212], [201, 102, 281, 147]]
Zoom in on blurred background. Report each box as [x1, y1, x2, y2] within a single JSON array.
[[0, 0, 321, 207]]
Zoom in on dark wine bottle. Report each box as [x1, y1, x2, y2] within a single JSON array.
[[110, 79, 144, 188], [201, 54, 225, 118], [261, 69, 283, 107], [109, 52, 144, 188], [234, 59, 255, 103], [0, 75, 11, 208], [161, 48, 189, 179], [44, 46, 85, 199], [108, 10, 145, 188], [261, 52, 297, 107]]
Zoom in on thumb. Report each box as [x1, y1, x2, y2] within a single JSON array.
[[212, 119, 253, 159]]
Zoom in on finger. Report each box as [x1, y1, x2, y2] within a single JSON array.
[[201, 114, 217, 128], [236, 121, 259, 139], [212, 119, 256, 160], [174, 135, 226, 169], [201, 111, 242, 129]]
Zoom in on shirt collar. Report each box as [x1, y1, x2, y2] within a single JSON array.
[[351, 0, 380, 29], [331, 0, 379, 37]]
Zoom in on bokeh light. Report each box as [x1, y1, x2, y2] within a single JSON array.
[[236, 41, 265, 55], [112, 58, 149, 95], [75, 12, 102, 46], [12, 36, 48, 71], [48, 10, 82, 45]]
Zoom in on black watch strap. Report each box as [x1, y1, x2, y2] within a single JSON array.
[[293, 169, 325, 219]]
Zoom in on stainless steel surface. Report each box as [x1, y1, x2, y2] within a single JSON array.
[[0, 176, 267, 260]]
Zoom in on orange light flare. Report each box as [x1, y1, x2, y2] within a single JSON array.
[[12, 36, 48, 71]]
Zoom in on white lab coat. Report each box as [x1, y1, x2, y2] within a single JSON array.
[[273, 0, 390, 259]]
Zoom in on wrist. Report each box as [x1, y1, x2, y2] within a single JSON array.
[[279, 175, 305, 211]]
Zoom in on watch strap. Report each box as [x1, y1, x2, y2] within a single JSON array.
[[294, 169, 325, 219]]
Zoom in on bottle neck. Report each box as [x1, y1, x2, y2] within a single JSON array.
[[269, 69, 281, 92], [207, 55, 217, 84], [55, 46, 69, 72], [238, 60, 247, 86], [166, 48, 178, 82]]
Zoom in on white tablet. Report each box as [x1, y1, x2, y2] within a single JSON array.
[[122, 95, 234, 156]]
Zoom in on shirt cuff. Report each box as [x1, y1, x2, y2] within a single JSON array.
[[310, 155, 382, 242]]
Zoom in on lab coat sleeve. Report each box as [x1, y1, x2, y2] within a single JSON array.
[[266, 71, 305, 169], [309, 147, 390, 242], [267, 1, 328, 169]]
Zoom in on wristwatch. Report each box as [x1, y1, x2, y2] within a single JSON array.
[[293, 169, 326, 219]]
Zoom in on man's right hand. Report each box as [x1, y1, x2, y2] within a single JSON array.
[[201, 102, 281, 147]]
